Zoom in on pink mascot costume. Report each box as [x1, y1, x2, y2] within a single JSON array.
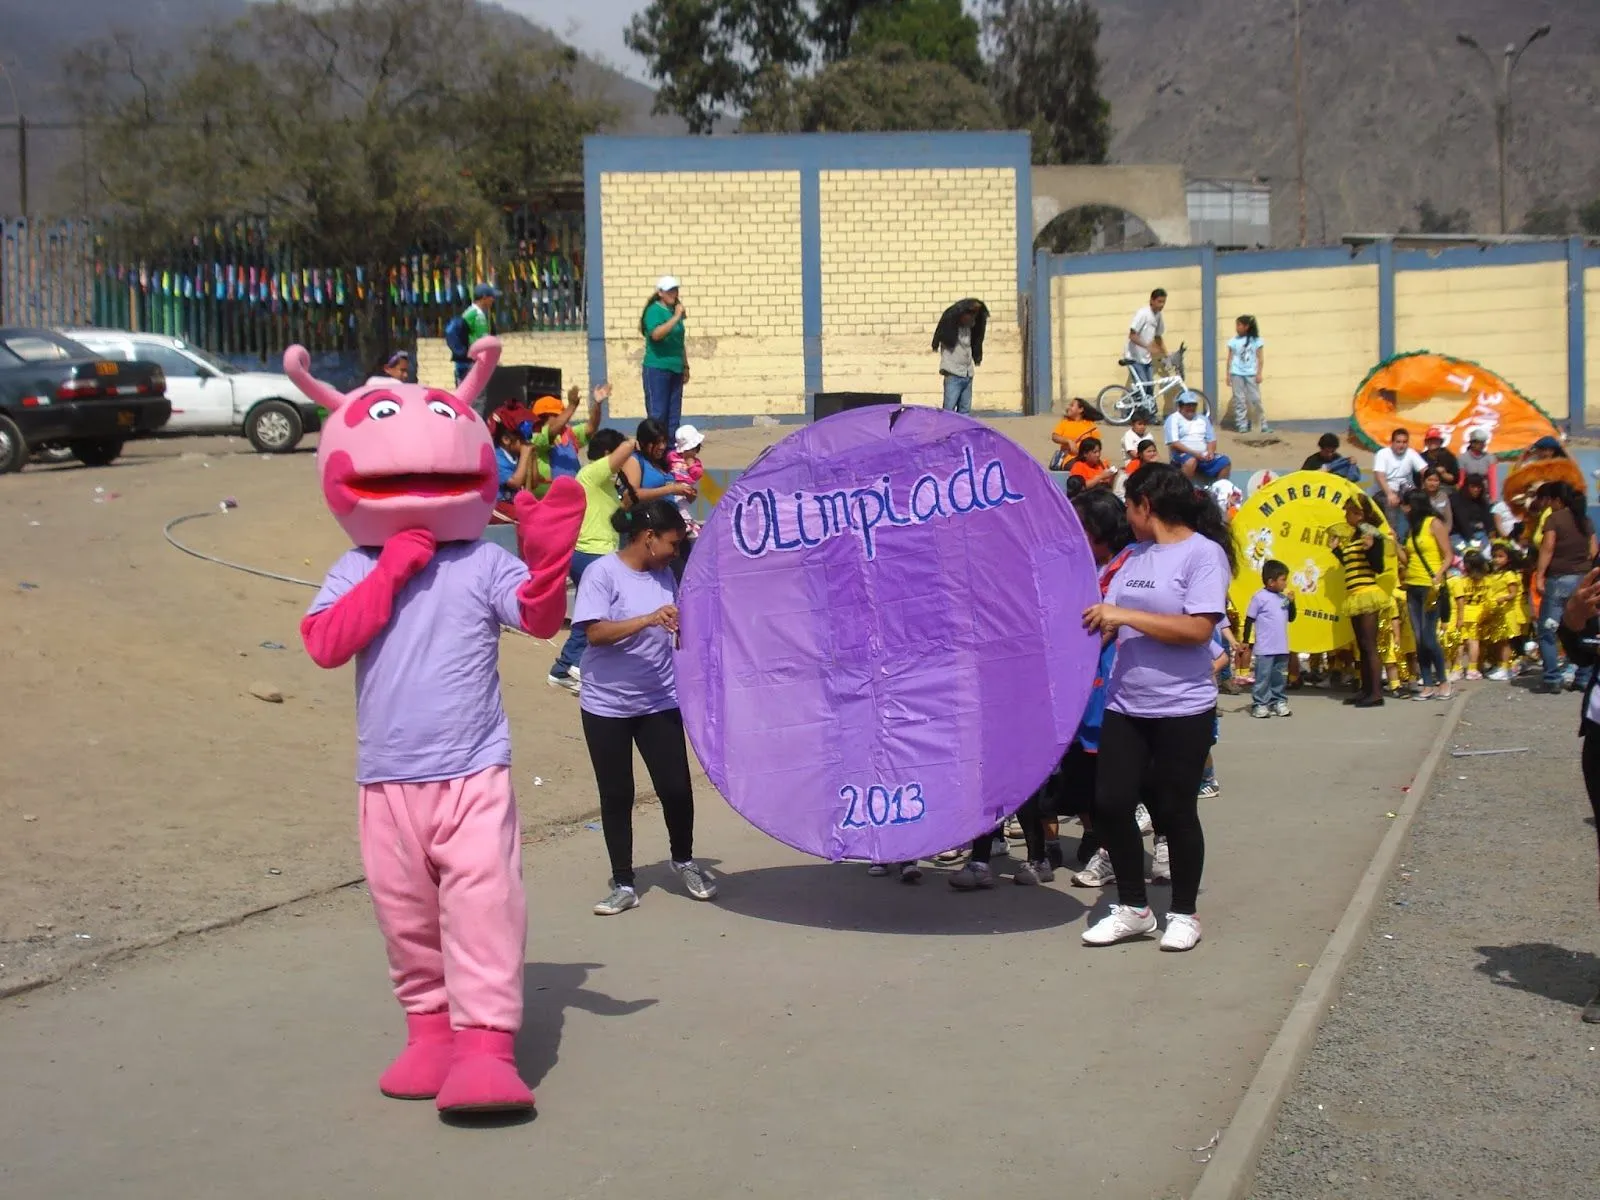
[[290, 337, 582, 1115]]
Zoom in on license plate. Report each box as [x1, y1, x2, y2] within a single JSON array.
[[95, 361, 118, 376], [116, 410, 135, 428]]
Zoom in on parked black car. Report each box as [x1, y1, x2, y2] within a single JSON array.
[[0, 328, 171, 472]]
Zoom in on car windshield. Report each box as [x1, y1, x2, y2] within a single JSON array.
[[181, 344, 242, 375]]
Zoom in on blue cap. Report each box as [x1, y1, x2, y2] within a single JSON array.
[[474, 283, 500, 300], [1177, 390, 1200, 406]]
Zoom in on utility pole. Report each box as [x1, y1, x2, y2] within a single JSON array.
[[0, 60, 22, 217], [1457, 24, 1551, 235], [1294, 0, 1307, 246]]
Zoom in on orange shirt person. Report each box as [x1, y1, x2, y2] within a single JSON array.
[[1050, 397, 1101, 470], [1068, 437, 1116, 489]]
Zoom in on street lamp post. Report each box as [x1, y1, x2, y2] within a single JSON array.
[[1456, 24, 1551, 235]]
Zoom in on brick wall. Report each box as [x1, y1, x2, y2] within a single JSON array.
[[598, 170, 805, 419], [819, 168, 1020, 409]]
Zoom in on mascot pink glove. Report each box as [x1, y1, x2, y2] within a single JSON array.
[[300, 528, 437, 668], [513, 479, 585, 639]]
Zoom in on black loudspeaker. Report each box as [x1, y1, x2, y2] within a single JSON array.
[[525, 366, 562, 403], [477, 365, 564, 419], [812, 391, 901, 422]]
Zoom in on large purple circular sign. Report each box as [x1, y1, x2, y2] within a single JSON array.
[[675, 406, 1101, 863]]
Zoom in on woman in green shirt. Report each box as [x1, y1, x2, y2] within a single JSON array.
[[640, 275, 688, 444]]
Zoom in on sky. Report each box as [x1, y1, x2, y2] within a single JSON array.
[[506, 0, 652, 81]]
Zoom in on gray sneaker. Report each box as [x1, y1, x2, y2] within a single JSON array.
[[593, 884, 638, 916], [1071, 849, 1116, 888], [1014, 860, 1055, 885], [674, 860, 718, 901], [948, 862, 995, 890]]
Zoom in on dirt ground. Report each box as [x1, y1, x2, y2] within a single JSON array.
[[0, 417, 1331, 993]]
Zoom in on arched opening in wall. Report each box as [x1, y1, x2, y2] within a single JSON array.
[[1035, 206, 1159, 254]]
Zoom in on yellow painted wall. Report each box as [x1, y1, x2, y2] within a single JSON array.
[[599, 170, 804, 418], [416, 331, 588, 397], [1051, 266, 1202, 413], [1214, 266, 1379, 423], [1587, 266, 1600, 428], [1394, 262, 1569, 418], [819, 168, 1020, 410]]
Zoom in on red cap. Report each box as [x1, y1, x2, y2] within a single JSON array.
[[1425, 426, 1445, 442]]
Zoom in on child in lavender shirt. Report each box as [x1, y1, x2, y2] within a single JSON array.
[[1245, 559, 1297, 718]]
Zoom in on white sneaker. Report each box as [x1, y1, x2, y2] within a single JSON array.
[[1271, 700, 1291, 717], [1071, 848, 1116, 888], [569, 664, 582, 683], [1160, 913, 1203, 952], [1149, 837, 1171, 883], [547, 672, 581, 695], [1486, 667, 1512, 682], [1082, 904, 1158, 945], [1250, 704, 1271, 718], [1135, 803, 1154, 836]]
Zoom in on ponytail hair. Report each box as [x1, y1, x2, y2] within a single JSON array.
[[610, 498, 687, 541], [1121, 462, 1239, 574]]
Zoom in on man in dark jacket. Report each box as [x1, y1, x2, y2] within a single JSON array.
[[1301, 432, 1363, 482], [932, 299, 988, 414]]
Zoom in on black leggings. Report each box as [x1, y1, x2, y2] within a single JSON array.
[[1583, 733, 1600, 847], [969, 793, 1047, 864], [1351, 611, 1383, 699], [580, 707, 695, 887], [1093, 709, 1214, 914]]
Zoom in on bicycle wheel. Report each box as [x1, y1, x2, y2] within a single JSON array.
[[1096, 384, 1139, 426]]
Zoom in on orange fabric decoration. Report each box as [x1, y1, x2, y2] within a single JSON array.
[[1349, 351, 1560, 459]]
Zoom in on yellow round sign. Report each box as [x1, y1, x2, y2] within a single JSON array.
[[1230, 471, 1399, 654]]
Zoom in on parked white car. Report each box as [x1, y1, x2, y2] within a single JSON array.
[[60, 329, 322, 453]]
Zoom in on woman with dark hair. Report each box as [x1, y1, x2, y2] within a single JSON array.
[[574, 498, 717, 915], [1449, 472, 1494, 553], [1558, 568, 1600, 1023], [620, 418, 694, 509], [1331, 492, 1391, 708], [640, 277, 688, 442], [1534, 481, 1599, 694], [1079, 463, 1234, 951], [1399, 488, 1453, 701]]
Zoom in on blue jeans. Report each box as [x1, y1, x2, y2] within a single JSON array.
[[550, 550, 603, 678], [453, 360, 471, 385], [1384, 498, 1409, 542], [1405, 585, 1445, 687], [1252, 654, 1288, 707], [942, 373, 973, 414], [1540, 573, 1591, 686], [1128, 360, 1153, 389], [642, 366, 684, 441]]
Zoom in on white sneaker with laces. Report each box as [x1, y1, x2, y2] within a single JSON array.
[[1071, 848, 1116, 888], [1149, 837, 1171, 883], [1271, 700, 1291, 717], [547, 672, 581, 695], [1082, 904, 1158, 945], [1135, 803, 1154, 836], [1160, 913, 1203, 952]]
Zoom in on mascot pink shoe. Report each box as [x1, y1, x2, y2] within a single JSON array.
[[291, 337, 581, 1115]]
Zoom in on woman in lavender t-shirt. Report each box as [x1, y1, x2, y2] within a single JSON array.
[[574, 499, 718, 916], [1080, 463, 1235, 952]]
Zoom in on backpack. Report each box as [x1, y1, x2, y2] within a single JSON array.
[[444, 314, 471, 361]]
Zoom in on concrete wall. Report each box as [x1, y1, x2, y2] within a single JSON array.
[[1394, 261, 1569, 418], [416, 330, 589, 397], [1031, 165, 1190, 247], [1589, 265, 1600, 428], [1051, 263, 1202, 411], [583, 134, 1033, 423], [1214, 264, 1379, 423], [820, 167, 1021, 410]]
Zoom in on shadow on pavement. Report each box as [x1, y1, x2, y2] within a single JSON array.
[[711, 861, 1089, 935], [514, 961, 658, 1091], [1473, 941, 1600, 1010]]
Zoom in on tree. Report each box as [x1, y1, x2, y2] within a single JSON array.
[[984, 0, 1110, 166], [1412, 199, 1470, 234], [851, 0, 983, 82], [1579, 197, 1600, 237], [1520, 199, 1571, 236], [625, 0, 810, 134], [743, 43, 1001, 133], [68, 0, 613, 357]]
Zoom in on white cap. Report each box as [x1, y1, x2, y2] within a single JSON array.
[[657, 275, 681, 293], [674, 423, 705, 453]]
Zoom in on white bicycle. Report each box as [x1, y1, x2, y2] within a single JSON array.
[[1097, 344, 1209, 426]]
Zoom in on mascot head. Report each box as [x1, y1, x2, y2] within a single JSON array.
[[284, 337, 502, 547]]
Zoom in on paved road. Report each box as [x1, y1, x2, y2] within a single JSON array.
[[1252, 684, 1600, 1198], [0, 692, 1447, 1200]]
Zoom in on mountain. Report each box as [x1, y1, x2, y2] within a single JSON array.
[[1094, 0, 1600, 242]]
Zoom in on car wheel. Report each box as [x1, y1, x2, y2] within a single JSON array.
[[246, 400, 304, 453], [34, 442, 75, 464], [0, 414, 25, 473], [70, 439, 124, 468]]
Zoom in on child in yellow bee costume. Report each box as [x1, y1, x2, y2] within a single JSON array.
[[1479, 541, 1529, 680], [1455, 547, 1491, 678]]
